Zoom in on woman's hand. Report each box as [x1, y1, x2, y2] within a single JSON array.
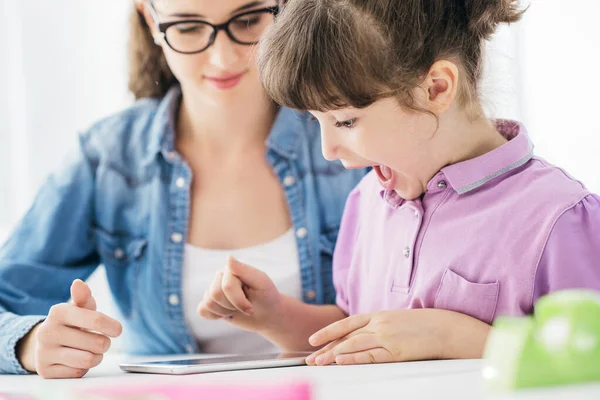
[[306, 309, 491, 366], [197, 256, 284, 332], [17, 279, 122, 379]]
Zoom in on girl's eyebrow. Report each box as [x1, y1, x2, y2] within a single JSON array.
[[167, 1, 267, 18]]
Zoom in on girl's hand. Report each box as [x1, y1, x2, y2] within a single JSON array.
[[17, 279, 122, 379], [197, 256, 283, 332], [305, 309, 490, 366]]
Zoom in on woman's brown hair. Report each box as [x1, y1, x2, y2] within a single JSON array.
[[259, 0, 525, 113], [127, 3, 177, 100]]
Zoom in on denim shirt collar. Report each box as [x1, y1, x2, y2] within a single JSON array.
[[147, 85, 180, 161], [265, 107, 305, 160], [147, 85, 304, 162]]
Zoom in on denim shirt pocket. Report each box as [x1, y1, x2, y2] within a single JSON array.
[[94, 227, 147, 265], [93, 227, 147, 318], [434, 269, 500, 325]]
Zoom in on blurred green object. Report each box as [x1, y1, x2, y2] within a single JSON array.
[[483, 289, 600, 391]]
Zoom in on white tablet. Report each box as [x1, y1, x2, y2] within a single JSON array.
[[119, 352, 311, 375]]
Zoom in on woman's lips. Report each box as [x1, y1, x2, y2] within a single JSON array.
[[204, 71, 246, 90]]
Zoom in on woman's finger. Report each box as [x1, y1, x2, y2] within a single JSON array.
[[221, 271, 253, 315], [208, 272, 238, 312], [49, 304, 122, 338], [203, 298, 237, 318], [36, 364, 88, 379], [43, 347, 104, 370], [54, 326, 112, 355]]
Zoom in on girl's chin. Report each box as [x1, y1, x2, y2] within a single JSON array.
[[393, 185, 425, 201]]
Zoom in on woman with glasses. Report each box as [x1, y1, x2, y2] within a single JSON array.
[[0, 0, 366, 378]]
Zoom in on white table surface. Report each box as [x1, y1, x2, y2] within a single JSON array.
[[0, 354, 599, 400]]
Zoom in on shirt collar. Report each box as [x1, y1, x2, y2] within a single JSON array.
[[441, 120, 533, 195], [379, 119, 533, 205], [148, 86, 303, 161], [265, 107, 307, 160], [148, 85, 181, 160]]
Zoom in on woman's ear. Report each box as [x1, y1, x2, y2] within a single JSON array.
[[134, 0, 145, 14], [421, 60, 460, 115], [135, 0, 162, 44]]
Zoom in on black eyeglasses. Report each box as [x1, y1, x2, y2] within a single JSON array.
[[148, 3, 280, 55]]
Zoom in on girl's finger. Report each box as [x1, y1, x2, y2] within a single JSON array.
[[309, 314, 370, 347], [306, 337, 344, 365], [330, 333, 381, 358], [334, 348, 394, 365]]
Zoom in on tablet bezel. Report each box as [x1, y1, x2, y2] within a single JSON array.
[[119, 352, 310, 375]]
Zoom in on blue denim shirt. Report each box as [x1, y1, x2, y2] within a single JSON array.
[[0, 86, 367, 374]]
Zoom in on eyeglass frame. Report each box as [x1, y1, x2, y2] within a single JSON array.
[[147, 2, 280, 55]]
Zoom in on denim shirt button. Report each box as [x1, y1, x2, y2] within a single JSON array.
[[296, 227, 308, 239], [305, 290, 317, 300], [283, 176, 295, 187], [186, 344, 194, 354], [175, 177, 186, 188], [168, 294, 180, 306], [171, 233, 183, 243], [113, 248, 125, 260]]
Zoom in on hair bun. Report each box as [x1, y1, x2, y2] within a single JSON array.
[[464, 0, 525, 39]]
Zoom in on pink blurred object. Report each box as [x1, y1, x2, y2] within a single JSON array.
[[78, 382, 312, 400]]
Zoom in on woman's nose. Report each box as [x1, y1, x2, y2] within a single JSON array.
[[207, 31, 241, 70]]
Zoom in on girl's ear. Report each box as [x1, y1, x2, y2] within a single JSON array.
[[420, 60, 460, 115]]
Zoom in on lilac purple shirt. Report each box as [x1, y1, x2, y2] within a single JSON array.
[[334, 120, 600, 324]]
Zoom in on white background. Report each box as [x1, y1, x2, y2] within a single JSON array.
[[0, 0, 599, 340]]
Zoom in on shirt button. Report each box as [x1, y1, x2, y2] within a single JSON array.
[[437, 181, 448, 189], [113, 248, 125, 260], [283, 176, 296, 187], [403, 246, 411, 259], [305, 290, 317, 300], [414, 211, 420, 219], [168, 294, 180, 306], [186, 345, 195, 354], [171, 233, 184, 243], [166, 151, 177, 160], [175, 177, 186, 188], [296, 227, 308, 239]]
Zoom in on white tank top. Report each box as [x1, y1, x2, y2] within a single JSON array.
[[182, 229, 302, 354]]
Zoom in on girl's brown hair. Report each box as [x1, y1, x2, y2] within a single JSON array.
[[127, 4, 177, 100], [258, 0, 525, 113]]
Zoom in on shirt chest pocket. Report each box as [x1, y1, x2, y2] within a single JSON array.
[[93, 227, 147, 267], [93, 227, 148, 318], [434, 269, 500, 325]]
